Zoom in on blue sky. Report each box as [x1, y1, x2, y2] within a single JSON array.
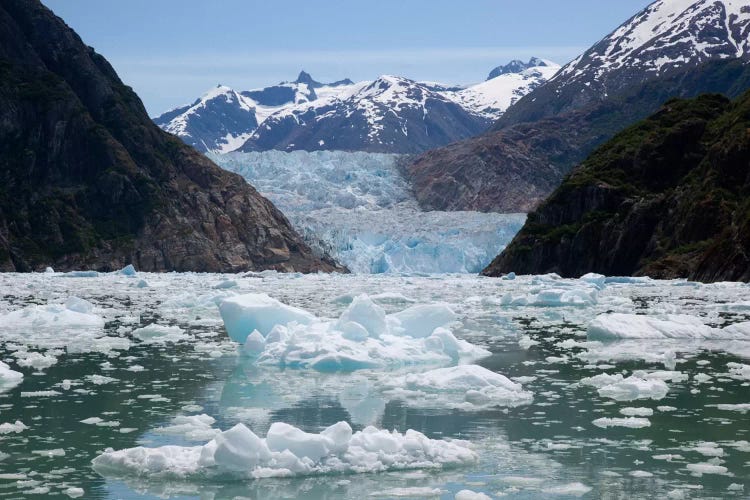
[[42, 0, 652, 116]]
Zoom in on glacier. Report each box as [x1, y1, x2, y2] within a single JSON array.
[[212, 151, 525, 273]]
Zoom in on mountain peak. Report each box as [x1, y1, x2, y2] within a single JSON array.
[[487, 58, 548, 80], [295, 70, 318, 85]]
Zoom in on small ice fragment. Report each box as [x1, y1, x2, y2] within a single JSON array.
[[455, 490, 492, 500], [118, 264, 137, 276]]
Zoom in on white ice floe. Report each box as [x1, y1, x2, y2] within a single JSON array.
[[0, 297, 104, 332], [0, 421, 28, 434], [592, 417, 650, 429], [588, 313, 750, 340], [131, 324, 186, 344], [154, 414, 220, 442], [454, 490, 492, 500], [92, 421, 477, 479], [220, 293, 489, 371], [541, 482, 592, 496], [686, 462, 729, 476], [501, 286, 597, 307], [620, 407, 654, 417], [584, 374, 669, 401], [383, 364, 533, 410], [0, 361, 23, 392]]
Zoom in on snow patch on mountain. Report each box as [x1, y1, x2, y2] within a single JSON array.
[[556, 0, 750, 86]]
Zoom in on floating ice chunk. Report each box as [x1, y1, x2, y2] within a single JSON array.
[[502, 272, 516, 280], [372, 487, 444, 497], [541, 483, 592, 496], [592, 417, 650, 428], [242, 330, 266, 357], [154, 415, 220, 442], [0, 361, 23, 392], [118, 265, 137, 276], [65, 297, 95, 314], [502, 287, 597, 307], [64, 487, 84, 498], [686, 462, 729, 476], [587, 313, 731, 340], [219, 294, 315, 342], [455, 490, 492, 500], [723, 322, 750, 337], [132, 324, 186, 344], [92, 421, 477, 479], [0, 298, 105, 332], [518, 335, 540, 350], [579, 373, 624, 388], [580, 273, 606, 289], [727, 362, 750, 381], [136, 279, 149, 288], [213, 279, 237, 289], [221, 295, 488, 371], [44, 267, 54, 273], [388, 303, 457, 338], [15, 351, 57, 371], [728, 483, 745, 492], [712, 403, 750, 413], [620, 407, 654, 417], [385, 365, 533, 410], [335, 295, 387, 339], [0, 421, 28, 434], [597, 376, 669, 401]]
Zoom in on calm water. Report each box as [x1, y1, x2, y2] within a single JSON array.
[[0, 272, 748, 499]]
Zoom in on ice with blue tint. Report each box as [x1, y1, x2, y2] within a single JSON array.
[[212, 151, 526, 273]]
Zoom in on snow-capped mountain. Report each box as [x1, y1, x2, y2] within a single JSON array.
[[154, 60, 557, 154], [238, 75, 490, 154], [500, 0, 750, 127]]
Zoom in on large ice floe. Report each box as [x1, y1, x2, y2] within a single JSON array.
[[588, 313, 750, 340], [92, 421, 477, 479], [219, 293, 490, 371], [213, 151, 525, 273]]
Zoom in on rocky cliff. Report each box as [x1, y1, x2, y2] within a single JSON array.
[[483, 92, 750, 282], [0, 0, 343, 273]]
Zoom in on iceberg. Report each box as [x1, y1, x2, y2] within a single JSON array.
[[219, 293, 489, 371], [92, 421, 477, 479]]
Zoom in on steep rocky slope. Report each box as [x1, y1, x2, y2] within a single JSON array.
[[483, 92, 750, 282], [0, 0, 342, 273], [406, 58, 750, 212], [406, 0, 750, 213]]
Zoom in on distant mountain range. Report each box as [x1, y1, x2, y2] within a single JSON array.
[[154, 60, 559, 154], [405, 0, 750, 212]]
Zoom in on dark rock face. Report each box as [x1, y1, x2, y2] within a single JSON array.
[[405, 58, 750, 213], [0, 0, 343, 273], [483, 92, 750, 282]]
